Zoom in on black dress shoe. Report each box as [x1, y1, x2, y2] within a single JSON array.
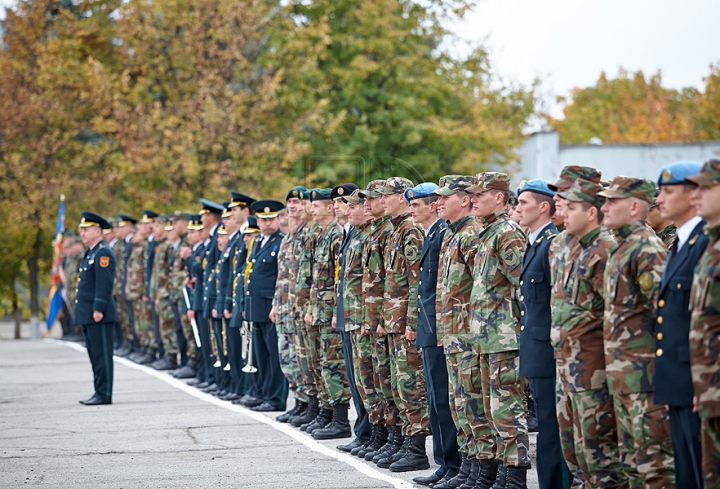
[[412, 471, 446, 486], [220, 393, 241, 401], [152, 356, 178, 371], [201, 383, 220, 393], [79, 395, 111, 406], [252, 401, 283, 412], [238, 395, 264, 407], [173, 366, 197, 379]]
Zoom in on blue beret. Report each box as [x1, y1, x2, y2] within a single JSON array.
[[658, 161, 702, 186], [517, 179, 555, 198], [404, 183, 439, 204]]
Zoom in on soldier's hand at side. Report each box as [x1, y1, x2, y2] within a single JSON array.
[[269, 306, 277, 324], [93, 311, 103, 323], [180, 246, 191, 260], [693, 395, 698, 413], [224, 310, 231, 319], [304, 313, 312, 325], [155, 298, 159, 307], [332, 317, 337, 329], [241, 311, 245, 318], [212, 309, 217, 318], [377, 325, 386, 337], [187, 310, 195, 321], [405, 329, 416, 341]]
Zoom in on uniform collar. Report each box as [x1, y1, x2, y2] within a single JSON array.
[[578, 226, 601, 249], [676, 216, 702, 251]]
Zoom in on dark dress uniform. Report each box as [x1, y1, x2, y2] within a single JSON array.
[[244, 228, 288, 410], [417, 218, 461, 480], [654, 219, 708, 489], [75, 214, 118, 405], [519, 221, 571, 489]]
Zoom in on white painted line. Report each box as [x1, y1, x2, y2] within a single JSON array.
[[47, 339, 416, 489]]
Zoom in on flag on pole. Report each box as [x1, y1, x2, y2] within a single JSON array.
[[46, 194, 66, 331]]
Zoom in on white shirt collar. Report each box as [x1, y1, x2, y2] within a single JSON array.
[[676, 216, 702, 251], [192, 241, 202, 251], [424, 218, 441, 235], [108, 237, 118, 248], [528, 222, 552, 245], [125, 233, 133, 243], [210, 223, 219, 236]]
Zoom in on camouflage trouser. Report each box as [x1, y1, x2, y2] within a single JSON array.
[[115, 294, 132, 343], [613, 391, 675, 489], [304, 320, 328, 408], [277, 321, 309, 403], [374, 332, 399, 427], [446, 351, 473, 455], [133, 299, 154, 348], [157, 297, 178, 355], [701, 416, 720, 489], [352, 330, 384, 425], [319, 323, 350, 406], [178, 306, 195, 357], [452, 349, 496, 460], [294, 315, 318, 398], [556, 377, 622, 487], [479, 350, 530, 467], [388, 333, 429, 436]]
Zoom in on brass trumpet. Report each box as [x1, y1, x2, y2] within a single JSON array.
[[222, 321, 231, 371]]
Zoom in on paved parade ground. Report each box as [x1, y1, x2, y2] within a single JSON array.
[[0, 339, 539, 488]]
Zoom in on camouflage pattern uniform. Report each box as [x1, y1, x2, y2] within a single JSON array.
[[64, 252, 83, 316], [381, 198, 428, 437], [656, 224, 676, 249], [601, 177, 673, 488], [112, 236, 131, 344], [438, 213, 487, 459], [551, 179, 622, 487], [469, 184, 529, 469], [150, 237, 178, 356], [169, 236, 194, 356], [126, 240, 154, 348], [295, 221, 323, 402], [343, 220, 376, 416], [687, 160, 720, 487], [308, 217, 349, 406]]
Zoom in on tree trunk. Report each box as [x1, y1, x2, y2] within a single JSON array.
[[28, 228, 43, 340], [12, 286, 21, 340]]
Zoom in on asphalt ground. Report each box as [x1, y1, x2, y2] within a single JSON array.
[[0, 339, 539, 488]]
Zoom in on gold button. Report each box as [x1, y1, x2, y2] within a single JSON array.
[[656, 348, 664, 357], [531, 279, 535, 283], [657, 316, 663, 324], [520, 325, 525, 331], [658, 299, 665, 307], [418, 308, 421, 312], [677, 283, 682, 289], [657, 332, 664, 341], [521, 311, 525, 316], [520, 280, 524, 286], [520, 295, 524, 301], [418, 294, 421, 299], [419, 281, 422, 285], [420, 267, 424, 271]]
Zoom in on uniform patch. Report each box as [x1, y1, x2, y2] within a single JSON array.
[[638, 271, 653, 291], [503, 248, 520, 267], [100, 256, 110, 268]]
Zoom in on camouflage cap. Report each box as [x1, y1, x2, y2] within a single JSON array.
[[377, 177, 414, 195], [685, 159, 720, 187], [548, 166, 602, 191], [343, 189, 366, 205], [597, 176, 656, 204], [358, 179, 387, 198], [558, 178, 604, 209], [467, 172, 511, 194], [433, 175, 474, 196]]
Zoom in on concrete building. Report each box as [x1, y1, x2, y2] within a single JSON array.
[[509, 131, 720, 188]]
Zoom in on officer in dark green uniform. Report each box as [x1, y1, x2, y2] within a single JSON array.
[[76, 212, 118, 406]]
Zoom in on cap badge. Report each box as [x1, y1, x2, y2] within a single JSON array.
[[338, 188, 344, 195], [662, 169, 672, 183]]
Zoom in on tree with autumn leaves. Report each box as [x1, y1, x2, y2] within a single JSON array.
[[0, 0, 536, 325]]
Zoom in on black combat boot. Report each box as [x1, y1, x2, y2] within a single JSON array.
[[152, 355, 178, 371], [434, 453, 470, 489], [277, 400, 307, 423], [473, 460, 499, 489], [389, 433, 430, 472], [458, 459, 480, 489], [489, 465, 507, 489], [290, 396, 318, 427], [128, 346, 146, 363], [303, 408, 333, 433], [357, 424, 388, 458], [351, 426, 377, 456], [370, 425, 399, 462], [526, 395, 538, 433], [312, 404, 352, 439], [376, 434, 408, 468], [503, 466, 528, 489], [337, 437, 365, 452]]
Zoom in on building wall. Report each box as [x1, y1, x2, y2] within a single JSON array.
[[511, 132, 720, 189]]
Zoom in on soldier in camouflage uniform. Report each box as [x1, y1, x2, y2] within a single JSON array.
[[271, 186, 309, 422], [110, 216, 134, 355], [647, 198, 676, 249], [467, 172, 529, 488], [127, 212, 156, 364], [372, 177, 430, 472], [435, 175, 488, 489], [62, 234, 85, 338], [599, 176, 674, 488], [149, 216, 179, 370], [552, 179, 622, 487], [167, 214, 192, 367], [686, 159, 720, 488], [354, 180, 396, 462], [302, 188, 351, 440]]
